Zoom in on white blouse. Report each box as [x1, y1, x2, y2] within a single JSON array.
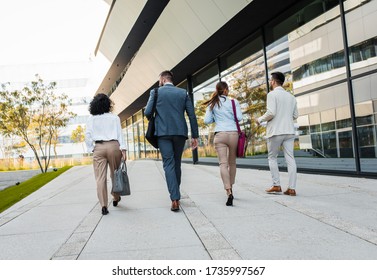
[[85, 113, 126, 152]]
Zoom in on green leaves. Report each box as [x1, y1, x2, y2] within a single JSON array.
[[0, 75, 77, 172]]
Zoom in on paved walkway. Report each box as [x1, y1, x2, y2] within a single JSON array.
[[1, 159, 377, 260]]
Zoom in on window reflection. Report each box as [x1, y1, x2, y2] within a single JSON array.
[[127, 0, 377, 174], [192, 75, 218, 158]]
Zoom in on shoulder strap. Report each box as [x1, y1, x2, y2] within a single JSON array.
[[231, 99, 241, 134], [151, 88, 158, 116]]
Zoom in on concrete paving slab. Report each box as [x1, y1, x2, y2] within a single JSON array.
[[80, 208, 204, 255], [1, 159, 377, 261], [0, 203, 94, 235], [0, 230, 72, 260], [79, 245, 210, 260], [212, 212, 377, 259]]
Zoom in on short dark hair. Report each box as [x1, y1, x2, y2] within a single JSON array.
[[159, 70, 174, 82], [271, 72, 285, 85], [89, 93, 113, 115]]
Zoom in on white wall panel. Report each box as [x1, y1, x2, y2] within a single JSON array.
[[352, 74, 377, 103], [362, 0, 377, 41], [98, 0, 147, 62], [186, 0, 228, 33], [110, 0, 252, 115]]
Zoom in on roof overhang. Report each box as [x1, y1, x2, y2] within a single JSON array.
[[96, 0, 303, 121]]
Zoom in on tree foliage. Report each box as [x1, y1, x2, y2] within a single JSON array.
[[71, 125, 86, 153], [195, 65, 269, 156], [71, 125, 85, 143], [195, 92, 216, 156], [0, 75, 76, 173], [228, 66, 267, 155]]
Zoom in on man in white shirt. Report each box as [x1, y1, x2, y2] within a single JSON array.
[[256, 72, 299, 196]]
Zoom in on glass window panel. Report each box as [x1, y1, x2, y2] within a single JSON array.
[[321, 122, 336, 131], [265, 0, 339, 45], [310, 124, 321, 133], [311, 133, 323, 152], [322, 131, 337, 157], [345, 0, 377, 75], [321, 109, 336, 131], [132, 119, 142, 159], [192, 62, 218, 89], [287, 2, 346, 94], [356, 115, 373, 126], [220, 34, 263, 75], [141, 109, 160, 158], [193, 78, 218, 106], [336, 118, 352, 129], [338, 130, 354, 158], [321, 109, 336, 123], [193, 72, 219, 159], [308, 111, 320, 133], [177, 80, 188, 91], [352, 75, 377, 172], [222, 41, 268, 157], [297, 115, 310, 135], [336, 106, 351, 121], [266, 35, 291, 78], [295, 79, 355, 170], [125, 123, 135, 160]]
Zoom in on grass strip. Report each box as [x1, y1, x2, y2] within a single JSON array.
[[0, 166, 72, 213]]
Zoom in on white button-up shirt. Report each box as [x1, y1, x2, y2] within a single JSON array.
[[85, 113, 126, 152]]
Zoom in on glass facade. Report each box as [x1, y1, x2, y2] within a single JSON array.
[[122, 0, 377, 176]]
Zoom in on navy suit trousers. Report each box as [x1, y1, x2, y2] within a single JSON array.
[[158, 136, 187, 201]]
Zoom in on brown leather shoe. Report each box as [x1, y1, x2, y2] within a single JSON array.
[[283, 188, 296, 196], [265, 185, 282, 194], [171, 200, 180, 212]]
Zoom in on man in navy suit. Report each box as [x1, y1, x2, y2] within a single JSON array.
[[145, 70, 199, 211]]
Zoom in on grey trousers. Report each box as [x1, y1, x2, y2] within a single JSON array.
[[157, 135, 187, 201], [267, 134, 297, 189]]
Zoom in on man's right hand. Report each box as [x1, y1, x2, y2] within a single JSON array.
[[191, 138, 198, 150]]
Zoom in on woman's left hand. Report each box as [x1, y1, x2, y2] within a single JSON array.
[[121, 150, 127, 161]]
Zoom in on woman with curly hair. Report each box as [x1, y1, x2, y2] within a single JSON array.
[[85, 93, 127, 215]]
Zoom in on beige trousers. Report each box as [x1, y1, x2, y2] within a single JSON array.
[[214, 131, 239, 190], [93, 141, 122, 207]]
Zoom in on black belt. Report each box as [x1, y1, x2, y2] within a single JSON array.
[[95, 140, 117, 144]]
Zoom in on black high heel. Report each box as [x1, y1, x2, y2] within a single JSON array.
[[113, 196, 121, 207], [226, 190, 233, 206], [102, 206, 109, 215]]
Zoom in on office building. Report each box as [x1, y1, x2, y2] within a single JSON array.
[[94, 0, 377, 176]]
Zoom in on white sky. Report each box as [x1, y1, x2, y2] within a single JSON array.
[[0, 0, 110, 65]]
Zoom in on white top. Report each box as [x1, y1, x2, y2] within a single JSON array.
[[258, 86, 298, 138], [85, 113, 126, 153], [204, 96, 242, 132]]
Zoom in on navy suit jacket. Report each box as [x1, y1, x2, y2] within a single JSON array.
[[144, 84, 199, 139]]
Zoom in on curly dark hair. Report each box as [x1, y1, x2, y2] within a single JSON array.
[[89, 93, 113, 115]]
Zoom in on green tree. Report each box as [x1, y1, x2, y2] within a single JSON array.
[[71, 125, 86, 153], [71, 125, 85, 143], [0, 75, 76, 173], [195, 93, 216, 156], [228, 66, 267, 155]]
